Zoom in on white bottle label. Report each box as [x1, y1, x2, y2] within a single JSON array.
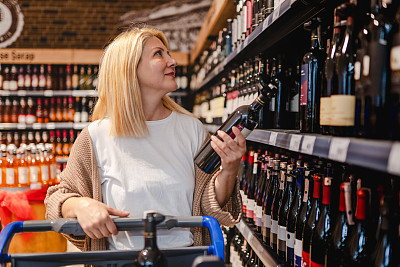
[[294, 239, 303, 267], [9, 80, 17, 90], [330, 95, 356, 126], [50, 164, 57, 180], [41, 165, 49, 181], [320, 97, 331, 126], [74, 111, 81, 123], [391, 46, 400, 70], [363, 55, 370, 76], [6, 168, 14, 185], [264, 214, 271, 228], [30, 166, 38, 182], [287, 231, 295, 248], [18, 167, 28, 184], [278, 225, 286, 241], [271, 220, 278, 234]]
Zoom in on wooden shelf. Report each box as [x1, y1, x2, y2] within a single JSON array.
[[0, 49, 189, 66], [190, 0, 236, 64]]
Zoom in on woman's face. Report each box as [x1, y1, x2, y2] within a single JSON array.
[[137, 36, 177, 96]]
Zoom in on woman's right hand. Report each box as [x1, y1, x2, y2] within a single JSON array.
[[62, 197, 130, 239]]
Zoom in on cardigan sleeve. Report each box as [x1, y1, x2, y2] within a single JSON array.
[[44, 127, 100, 250]]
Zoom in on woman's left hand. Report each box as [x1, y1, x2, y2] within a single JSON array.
[[210, 126, 247, 175]]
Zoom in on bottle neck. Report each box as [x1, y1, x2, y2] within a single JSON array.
[[339, 184, 346, 212], [313, 174, 321, 199], [355, 189, 369, 221], [144, 220, 158, 249]]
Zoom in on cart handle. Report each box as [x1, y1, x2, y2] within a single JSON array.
[[0, 216, 224, 263]]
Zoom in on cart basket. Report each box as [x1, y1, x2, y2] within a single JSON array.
[[0, 215, 224, 267]]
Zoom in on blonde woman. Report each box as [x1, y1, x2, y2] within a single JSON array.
[[45, 27, 244, 251]]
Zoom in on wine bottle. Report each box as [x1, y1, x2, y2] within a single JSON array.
[[373, 195, 396, 267], [136, 211, 167, 267], [300, 17, 325, 133], [362, 0, 400, 139], [295, 162, 313, 267], [262, 156, 276, 245], [302, 169, 322, 267], [271, 56, 288, 129], [271, 161, 286, 253], [195, 83, 276, 174], [389, 5, 400, 140], [310, 173, 333, 267], [286, 166, 303, 266], [255, 153, 266, 235], [346, 188, 374, 266], [246, 151, 258, 226], [243, 151, 255, 221], [331, 3, 357, 137], [328, 182, 354, 266], [278, 164, 295, 260]]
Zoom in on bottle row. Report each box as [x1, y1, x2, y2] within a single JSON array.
[[0, 129, 80, 157], [0, 143, 58, 189], [0, 64, 98, 91], [0, 96, 95, 124], [239, 144, 399, 266], [0, 64, 190, 92], [193, 0, 400, 140]]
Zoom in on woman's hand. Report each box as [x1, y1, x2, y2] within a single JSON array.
[[210, 127, 247, 175], [210, 126, 246, 206], [62, 197, 130, 239]]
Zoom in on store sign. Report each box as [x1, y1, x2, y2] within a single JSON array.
[[0, 0, 24, 48]]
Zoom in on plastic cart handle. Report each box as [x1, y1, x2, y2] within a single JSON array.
[[0, 216, 224, 263]]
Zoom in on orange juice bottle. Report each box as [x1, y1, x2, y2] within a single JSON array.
[[0, 145, 7, 186], [28, 146, 41, 190], [45, 144, 57, 185], [6, 145, 17, 187], [38, 145, 50, 186], [17, 148, 29, 187]]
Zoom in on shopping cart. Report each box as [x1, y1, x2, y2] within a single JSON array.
[[0, 216, 225, 267]]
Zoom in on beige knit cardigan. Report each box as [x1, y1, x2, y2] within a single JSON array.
[[45, 127, 242, 251]]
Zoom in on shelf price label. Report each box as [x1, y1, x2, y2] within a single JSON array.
[[328, 138, 350, 162], [46, 123, 56, 130], [17, 123, 26, 130], [32, 123, 42, 130], [289, 134, 302, 152], [301, 135, 316, 155], [17, 90, 26, 97], [269, 132, 278, 146], [262, 18, 269, 30], [272, 5, 281, 22], [44, 90, 54, 97], [388, 142, 400, 175]]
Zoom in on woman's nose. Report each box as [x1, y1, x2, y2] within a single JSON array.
[[167, 55, 177, 67]]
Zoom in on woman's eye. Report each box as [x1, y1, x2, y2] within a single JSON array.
[[154, 50, 162, 56]]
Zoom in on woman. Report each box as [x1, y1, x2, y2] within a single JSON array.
[[45, 27, 244, 251]]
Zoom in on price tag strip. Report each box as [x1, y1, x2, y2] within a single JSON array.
[[289, 134, 302, 152], [328, 138, 351, 162], [301, 135, 316, 155], [269, 132, 278, 146], [388, 142, 400, 176]]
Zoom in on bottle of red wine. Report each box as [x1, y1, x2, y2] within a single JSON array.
[[389, 5, 400, 140], [271, 161, 286, 253], [195, 83, 276, 174], [295, 162, 313, 267], [302, 170, 322, 267], [286, 166, 304, 266], [332, 3, 357, 137], [328, 182, 354, 266], [245, 151, 257, 226], [373, 195, 396, 267], [255, 153, 266, 235], [278, 164, 295, 260], [263, 157, 277, 245], [136, 211, 167, 267], [300, 17, 325, 133], [346, 188, 374, 266], [310, 173, 333, 267], [271, 56, 288, 129]]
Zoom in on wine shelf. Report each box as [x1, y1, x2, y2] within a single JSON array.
[[194, 0, 326, 92], [235, 220, 282, 267], [0, 122, 91, 130], [204, 125, 400, 177], [0, 90, 98, 97]]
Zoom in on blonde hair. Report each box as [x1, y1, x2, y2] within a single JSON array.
[[92, 27, 193, 137]]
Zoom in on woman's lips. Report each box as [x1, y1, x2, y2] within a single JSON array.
[[165, 72, 175, 77]]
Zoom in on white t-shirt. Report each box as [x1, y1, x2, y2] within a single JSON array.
[[88, 111, 208, 250]]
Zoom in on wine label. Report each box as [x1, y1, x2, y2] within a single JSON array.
[[30, 166, 39, 182], [270, 97, 276, 111], [41, 165, 49, 181], [6, 168, 14, 185], [24, 75, 31, 88], [294, 239, 302, 267], [302, 251, 310, 267], [255, 205, 263, 226], [271, 219, 278, 234], [18, 167, 28, 184], [354, 61, 361, 80], [18, 114, 26, 124], [290, 93, 299, 112], [300, 64, 309, 105], [278, 225, 286, 253], [50, 164, 57, 180], [363, 55, 370, 76], [319, 97, 331, 126], [25, 114, 36, 124], [391, 46, 400, 70], [287, 232, 295, 260], [330, 95, 355, 126], [9, 80, 18, 90], [264, 214, 271, 228], [39, 77, 46, 88]]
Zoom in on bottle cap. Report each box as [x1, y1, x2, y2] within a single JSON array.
[[322, 177, 332, 205], [355, 188, 370, 221], [313, 174, 321, 199], [339, 183, 346, 212]]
